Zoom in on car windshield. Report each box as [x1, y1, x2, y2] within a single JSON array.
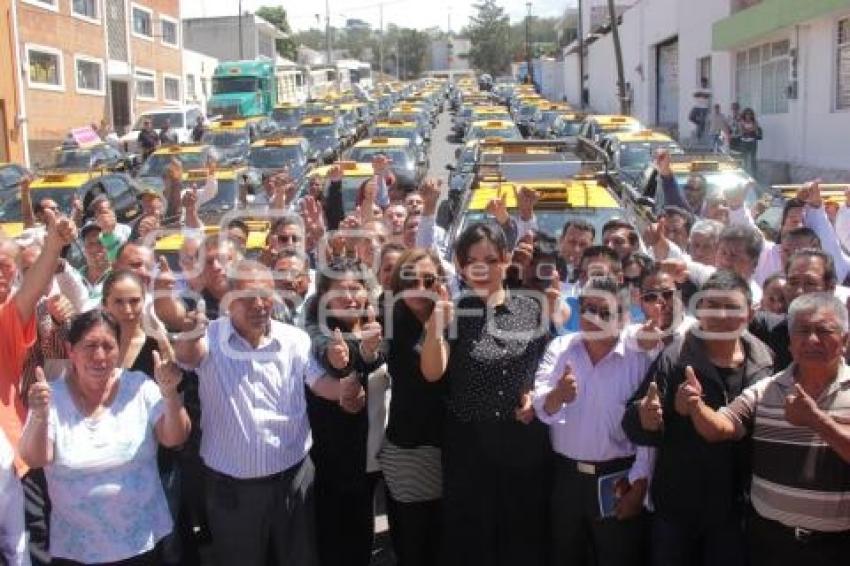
[[518, 105, 538, 116], [139, 152, 207, 178], [468, 127, 520, 140], [0, 167, 22, 187], [202, 131, 249, 148], [0, 188, 77, 222], [674, 170, 757, 200], [48, 148, 94, 170], [271, 108, 303, 123], [461, 207, 620, 240], [300, 126, 337, 138], [619, 142, 680, 170], [212, 77, 259, 94], [374, 128, 415, 140], [554, 119, 583, 136], [132, 112, 184, 130], [348, 148, 411, 165], [247, 146, 304, 169]]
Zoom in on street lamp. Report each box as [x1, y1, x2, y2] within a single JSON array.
[[525, 2, 533, 87]]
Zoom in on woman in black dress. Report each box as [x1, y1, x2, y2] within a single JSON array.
[[420, 223, 552, 566]]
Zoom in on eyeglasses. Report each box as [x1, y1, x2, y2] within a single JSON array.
[[579, 305, 618, 321], [641, 289, 676, 303], [277, 234, 302, 244], [401, 273, 438, 290]]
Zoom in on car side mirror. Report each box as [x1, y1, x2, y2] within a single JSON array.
[[445, 164, 456, 172]]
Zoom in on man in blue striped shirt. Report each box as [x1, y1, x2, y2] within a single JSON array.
[[174, 260, 353, 566]]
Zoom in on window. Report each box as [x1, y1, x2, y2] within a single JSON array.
[[160, 15, 178, 47], [135, 69, 156, 100], [735, 39, 790, 115], [131, 4, 153, 39], [163, 75, 180, 102], [21, 0, 57, 12], [27, 44, 64, 91], [697, 56, 711, 88], [186, 73, 196, 99], [75, 55, 104, 95], [837, 18, 850, 110], [72, 0, 98, 21]]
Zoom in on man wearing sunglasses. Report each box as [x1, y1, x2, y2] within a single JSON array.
[[534, 276, 654, 566], [623, 270, 774, 566]]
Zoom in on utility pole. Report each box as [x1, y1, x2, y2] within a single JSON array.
[[238, 0, 243, 59], [577, 0, 584, 108], [379, 4, 384, 83], [325, 0, 332, 65], [608, 0, 628, 114], [525, 2, 533, 87]]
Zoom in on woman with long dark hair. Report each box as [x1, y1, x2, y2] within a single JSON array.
[[380, 248, 447, 566], [420, 223, 552, 566], [737, 107, 761, 176], [305, 257, 384, 566]]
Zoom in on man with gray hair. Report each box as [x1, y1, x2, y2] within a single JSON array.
[[687, 219, 724, 266], [685, 292, 850, 565]]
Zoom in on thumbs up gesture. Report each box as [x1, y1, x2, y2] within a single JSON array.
[[426, 284, 454, 336], [360, 305, 383, 359], [555, 364, 578, 405], [327, 327, 350, 370], [785, 383, 821, 429], [636, 318, 663, 352], [153, 350, 183, 400], [514, 391, 535, 424], [27, 367, 51, 420], [675, 365, 703, 416], [639, 380, 663, 431]]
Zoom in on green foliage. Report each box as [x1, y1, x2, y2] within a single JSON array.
[[467, 0, 511, 76], [256, 6, 297, 60]]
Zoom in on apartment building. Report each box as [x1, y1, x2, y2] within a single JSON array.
[[15, 0, 182, 163]]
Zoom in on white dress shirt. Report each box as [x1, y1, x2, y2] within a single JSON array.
[[533, 332, 655, 484], [195, 317, 323, 479]]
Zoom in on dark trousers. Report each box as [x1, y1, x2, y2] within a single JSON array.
[[441, 416, 551, 566], [314, 469, 374, 566], [550, 456, 647, 566], [22, 468, 50, 566], [385, 493, 442, 566], [205, 457, 317, 566], [651, 513, 745, 566], [51, 545, 161, 566], [748, 512, 850, 566]]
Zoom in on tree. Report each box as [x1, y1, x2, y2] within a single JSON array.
[[398, 29, 429, 78], [467, 0, 511, 76], [256, 6, 297, 60]]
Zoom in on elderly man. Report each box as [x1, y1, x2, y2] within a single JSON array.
[[534, 276, 653, 566], [623, 270, 774, 566], [685, 293, 850, 565], [174, 260, 351, 566], [0, 211, 77, 565]]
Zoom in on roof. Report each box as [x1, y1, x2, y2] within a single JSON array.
[[611, 130, 675, 143], [183, 167, 246, 182], [468, 180, 619, 210], [309, 161, 373, 177], [354, 137, 410, 148]]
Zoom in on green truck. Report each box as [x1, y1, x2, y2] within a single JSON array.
[[208, 60, 277, 119]]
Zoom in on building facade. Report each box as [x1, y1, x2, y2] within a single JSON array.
[[548, 0, 850, 182], [182, 14, 282, 63], [14, 0, 182, 164], [182, 48, 217, 114]]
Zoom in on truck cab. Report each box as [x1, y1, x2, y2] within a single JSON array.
[[208, 60, 277, 119]]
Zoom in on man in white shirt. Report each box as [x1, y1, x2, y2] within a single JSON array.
[[534, 276, 653, 566]]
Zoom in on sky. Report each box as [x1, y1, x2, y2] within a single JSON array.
[[182, 0, 578, 32]]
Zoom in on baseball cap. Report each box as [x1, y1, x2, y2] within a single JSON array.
[[80, 220, 102, 239]]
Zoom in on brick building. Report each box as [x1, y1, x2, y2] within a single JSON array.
[[14, 0, 182, 164]]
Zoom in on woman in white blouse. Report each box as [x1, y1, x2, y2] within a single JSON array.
[[19, 309, 190, 565]]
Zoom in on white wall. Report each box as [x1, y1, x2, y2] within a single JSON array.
[[183, 49, 218, 114]]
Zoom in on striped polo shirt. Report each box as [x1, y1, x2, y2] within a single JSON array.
[[197, 317, 323, 479], [721, 363, 850, 532]]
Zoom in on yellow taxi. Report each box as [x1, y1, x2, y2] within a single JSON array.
[[372, 119, 426, 152], [179, 164, 259, 224], [471, 106, 513, 122], [578, 114, 644, 144], [297, 116, 344, 163], [137, 144, 214, 188], [603, 130, 683, 180], [550, 112, 588, 139], [247, 137, 311, 179], [452, 176, 624, 243], [347, 137, 426, 189], [154, 221, 270, 271], [203, 116, 277, 161], [271, 103, 306, 133], [305, 161, 374, 215], [464, 120, 522, 143]]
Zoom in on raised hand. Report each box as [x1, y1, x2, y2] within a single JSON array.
[[27, 367, 51, 420], [420, 178, 441, 215], [426, 284, 454, 336], [327, 328, 350, 370], [153, 350, 182, 399], [636, 318, 663, 352], [360, 306, 383, 358], [785, 383, 822, 429], [555, 364, 578, 405], [675, 365, 703, 416], [44, 209, 77, 249], [798, 179, 823, 208], [511, 234, 534, 270], [154, 256, 176, 292], [642, 216, 667, 247], [486, 195, 510, 224], [639, 381, 663, 431], [46, 294, 75, 325], [515, 391, 535, 424], [182, 185, 199, 210], [327, 165, 343, 183], [655, 149, 672, 176]]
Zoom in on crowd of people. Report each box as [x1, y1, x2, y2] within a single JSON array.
[[0, 144, 849, 566]]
